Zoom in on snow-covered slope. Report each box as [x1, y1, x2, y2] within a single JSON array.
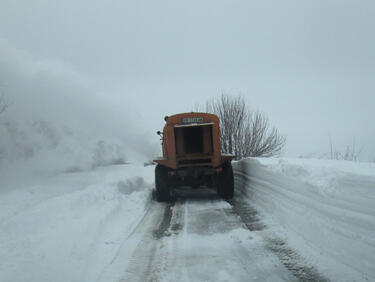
[[235, 158, 375, 281]]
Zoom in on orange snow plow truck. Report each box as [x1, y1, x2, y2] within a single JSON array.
[[153, 112, 235, 202]]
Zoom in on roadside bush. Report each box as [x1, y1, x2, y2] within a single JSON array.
[[0, 93, 6, 116], [198, 94, 286, 159]]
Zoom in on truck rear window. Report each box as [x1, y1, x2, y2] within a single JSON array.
[[184, 126, 203, 153], [174, 125, 213, 156]]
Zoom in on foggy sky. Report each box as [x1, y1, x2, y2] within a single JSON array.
[[1, 0, 374, 159]]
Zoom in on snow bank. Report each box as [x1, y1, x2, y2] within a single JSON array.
[[235, 158, 375, 281], [0, 163, 155, 282]]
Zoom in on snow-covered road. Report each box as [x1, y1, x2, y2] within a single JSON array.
[[1, 158, 374, 282], [103, 188, 297, 282]]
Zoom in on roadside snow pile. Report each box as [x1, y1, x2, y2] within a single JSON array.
[[235, 158, 375, 281], [258, 158, 375, 198], [0, 163, 154, 282]]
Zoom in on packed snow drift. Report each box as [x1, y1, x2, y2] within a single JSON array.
[[234, 158, 375, 281]]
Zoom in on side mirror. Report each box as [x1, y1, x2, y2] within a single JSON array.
[[157, 131, 162, 135]]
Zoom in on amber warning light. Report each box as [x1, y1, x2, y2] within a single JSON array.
[[181, 117, 204, 124]]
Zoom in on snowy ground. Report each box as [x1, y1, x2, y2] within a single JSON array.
[[0, 164, 155, 282], [1, 158, 374, 281]]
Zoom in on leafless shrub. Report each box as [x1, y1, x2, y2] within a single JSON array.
[[0, 93, 7, 115], [202, 94, 286, 159], [328, 136, 362, 161]]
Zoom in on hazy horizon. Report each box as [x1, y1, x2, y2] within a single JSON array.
[[1, 1, 374, 160]]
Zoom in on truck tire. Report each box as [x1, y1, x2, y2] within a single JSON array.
[[218, 162, 234, 199], [155, 164, 171, 202]]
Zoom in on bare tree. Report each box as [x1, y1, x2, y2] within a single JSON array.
[[0, 93, 7, 115], [326, 136, 362, 161], [204, 94, 285, 159]]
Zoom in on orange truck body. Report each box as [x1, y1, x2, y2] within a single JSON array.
[[154, 112, 234, 170]]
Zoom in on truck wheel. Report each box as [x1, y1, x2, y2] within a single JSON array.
[[218, 162, 234, 199], [155, 164, 171, 202]]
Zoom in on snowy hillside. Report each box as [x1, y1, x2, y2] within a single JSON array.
[[1, 157, 374, 281], [0, 40, 158, 190]]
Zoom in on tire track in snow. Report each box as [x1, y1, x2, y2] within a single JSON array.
[[97, 197, 169, 282], [153, 202, 174, 239], [148, 200, 186, 282], [120, 201, 173, 282]]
